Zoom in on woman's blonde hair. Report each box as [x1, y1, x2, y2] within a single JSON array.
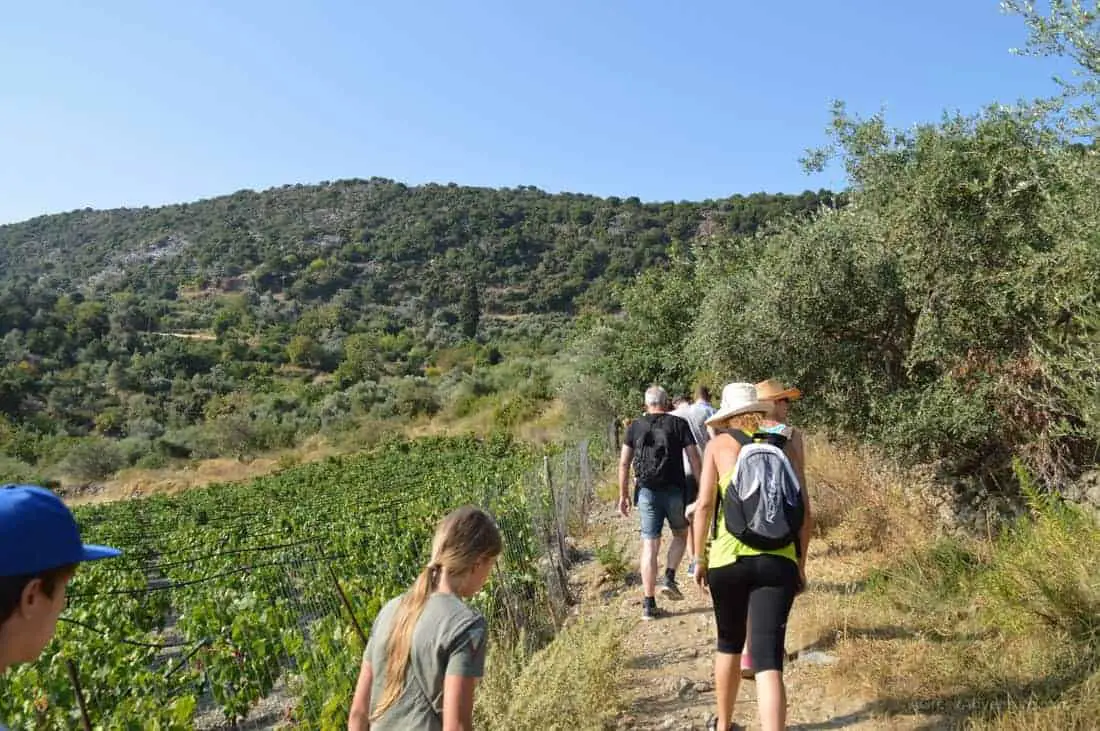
[[721, 412, 765, 434], [371, 506, 503, 721]]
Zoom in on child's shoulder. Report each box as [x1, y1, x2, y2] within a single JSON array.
[[430, 591, 484, 619], [424, 593, 486, 636]]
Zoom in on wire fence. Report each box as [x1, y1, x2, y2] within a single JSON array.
[[485, 438, 612, 651], [12, 437, 611, 730]]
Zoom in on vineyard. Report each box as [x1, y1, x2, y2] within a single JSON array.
[[0, 434, 600, 730]]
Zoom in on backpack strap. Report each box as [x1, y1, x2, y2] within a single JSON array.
[[714, 430, 751, 539], [632, 415, 656, 450], [751, 430, 789, 450], [729, 429, 753, 447]]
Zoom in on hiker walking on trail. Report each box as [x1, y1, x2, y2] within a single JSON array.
[[756, 379, 801, 437], [618, 385, 701, 620], [349, 506, 503, 731], [670, 387, 714, 577], [0, 485, 122, 731], [739, 378, 805, 680], [692, 384, 717, 421], [690, 383, 813, 731]]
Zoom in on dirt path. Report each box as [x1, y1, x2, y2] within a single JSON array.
[[572, 503, 941, 730]]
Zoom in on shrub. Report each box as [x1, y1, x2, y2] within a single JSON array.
[[58, 437, 127, 481], [475, 617, 626, 731], [983, 461, 1100, 639], [0, 455, 46, 485]]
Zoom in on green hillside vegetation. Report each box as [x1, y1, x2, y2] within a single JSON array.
[[571, 100, 1098, 511], [0, 182, 837, 314], [0, 3, 1098, 729], [0, 185, 836, 485], [569, 5, 1100, 511]]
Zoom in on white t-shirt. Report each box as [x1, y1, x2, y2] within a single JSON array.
[[670, 403, 711, 477]]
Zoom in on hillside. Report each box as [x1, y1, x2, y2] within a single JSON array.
[[0, 179, 838, 315], [0, 180, 838, 487]]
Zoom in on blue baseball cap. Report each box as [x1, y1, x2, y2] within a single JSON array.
[[0, 484, 121, 577]]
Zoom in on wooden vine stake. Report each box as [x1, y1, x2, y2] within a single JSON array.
[[65, 657, 93, 731]]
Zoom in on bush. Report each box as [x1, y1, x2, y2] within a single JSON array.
[[983, 462, 1100, 639], [392, 377, 439, 418], [58, 437, 127, 481], [474, 617, 626, 731], [0, 455, 47, 485]]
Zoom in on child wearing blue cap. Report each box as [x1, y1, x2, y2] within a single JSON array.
[[0, 484, 121, 717]]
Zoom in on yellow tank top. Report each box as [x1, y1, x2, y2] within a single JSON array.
[[707, 459, 799, 570]]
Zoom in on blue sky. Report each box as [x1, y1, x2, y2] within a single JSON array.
[[0, 1, 1070, 224]]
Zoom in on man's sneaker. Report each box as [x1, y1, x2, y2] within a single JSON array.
[[641, 602, 665, 621], [659, 574, 684, 600]]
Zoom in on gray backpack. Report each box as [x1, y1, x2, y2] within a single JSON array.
[[716, 430, 805, 552]]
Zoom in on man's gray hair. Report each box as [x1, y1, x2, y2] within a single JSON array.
[[644, 385, 669, 408]]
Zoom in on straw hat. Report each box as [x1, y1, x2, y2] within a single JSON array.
[[755, 378, 802, 402], [704, 382, 769, 427]]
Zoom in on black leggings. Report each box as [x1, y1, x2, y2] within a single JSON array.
[[707, 555, 799, 672]]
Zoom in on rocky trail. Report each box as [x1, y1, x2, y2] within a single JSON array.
[[570, 503, 944, 731]]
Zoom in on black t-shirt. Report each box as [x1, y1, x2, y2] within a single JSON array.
[[624, 412, 696, 490]]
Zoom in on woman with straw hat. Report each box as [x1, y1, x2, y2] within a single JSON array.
[[691, 383, 812, 731], [755, 378, 802, 433]]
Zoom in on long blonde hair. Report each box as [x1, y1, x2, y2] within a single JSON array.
[[371, 506, 503, 721]]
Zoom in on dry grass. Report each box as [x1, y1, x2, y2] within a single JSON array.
[[403, 398, 565, 444], [405, 408, 500, 439], [802, 439, 1100, 730], [474, 616, 627, 731], [66, 435, 339, 506], [803, 436, 936, 554], [515, 398, 568, 445]]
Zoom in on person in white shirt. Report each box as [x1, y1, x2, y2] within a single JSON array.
[[671, 385, 715, 576]]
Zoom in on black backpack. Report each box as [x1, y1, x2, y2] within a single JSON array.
[[632, 414, 675, 488], [715, 429, 805, 553]]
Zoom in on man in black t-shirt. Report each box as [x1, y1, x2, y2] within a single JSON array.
[[618, 385, 700, 620]]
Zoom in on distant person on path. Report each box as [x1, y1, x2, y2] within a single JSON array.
[[756, 378, 802, 437], [0, 484, 122, 729], [349, 506, 503, 731], [618, 385, 701, 620], [691, 383, 813, 731], [670, 388, 713, 577], [739, 378, 805, 679], [692, 384, 717, 421]]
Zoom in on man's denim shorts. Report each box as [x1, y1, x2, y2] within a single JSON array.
[[636, 485, 688, 540]]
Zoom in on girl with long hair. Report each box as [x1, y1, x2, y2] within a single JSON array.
[[348, 505, 503, 731]]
